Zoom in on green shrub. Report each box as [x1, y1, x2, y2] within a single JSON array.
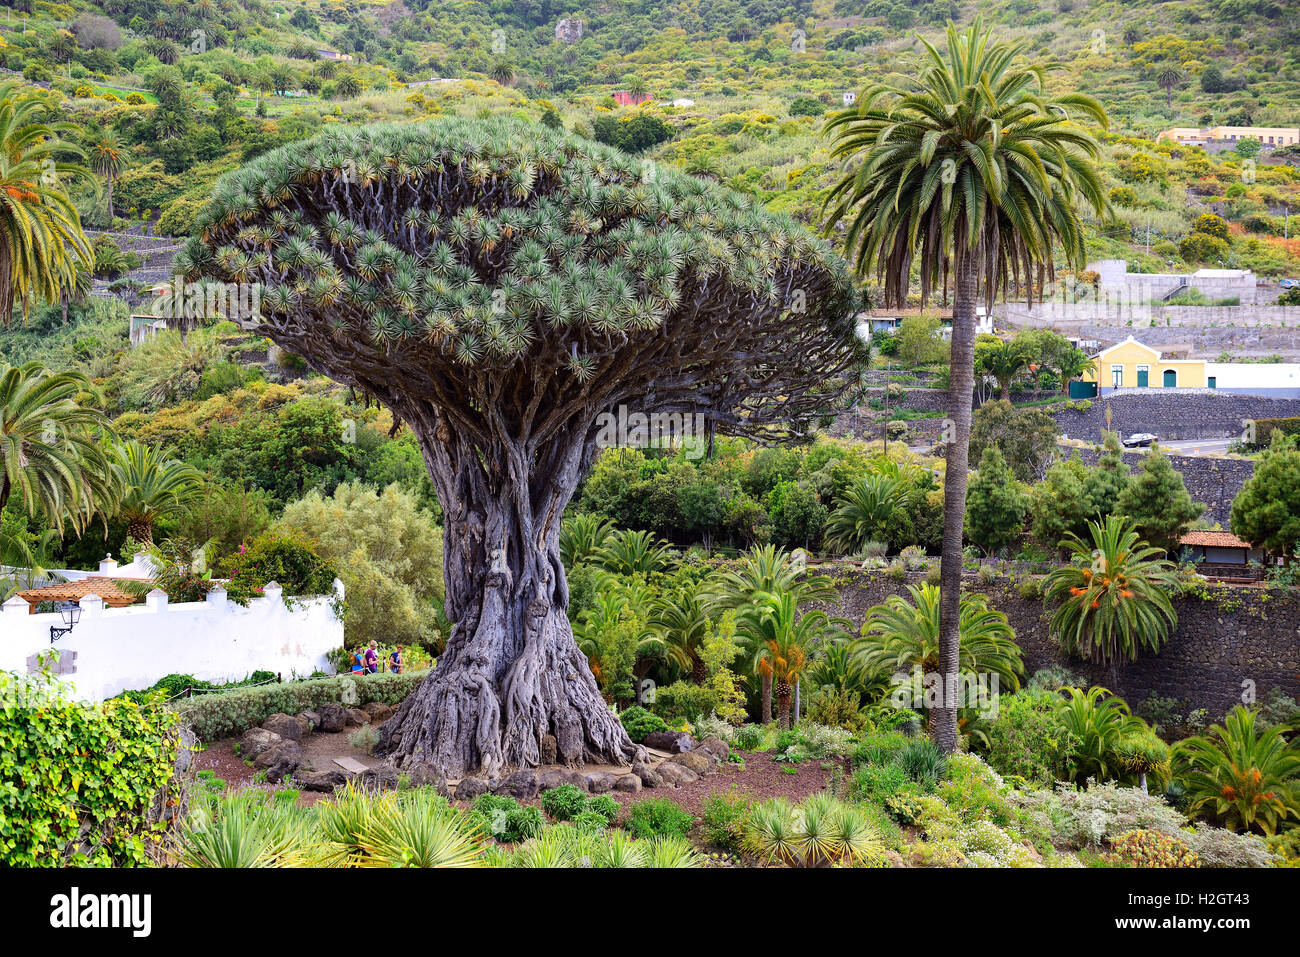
[[174, 670, 427, 741], [586, 794, 619, 825], [627, 798, 694, 839], [701, 792, 753, 851], [571, 810, 609, 833], [0, 668, 183, 866], [618, 705, 667, 742], [977, 688, 1081, 787], [540, 784, 587, 821], [470, 794, 545, 843], [733, 724, 763, 751]]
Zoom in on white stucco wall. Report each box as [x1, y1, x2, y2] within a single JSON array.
[[1205, 362, 1300, 389], [0, 581, 344, 702]]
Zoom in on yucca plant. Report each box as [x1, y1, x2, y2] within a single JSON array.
[[744, 795, 883, 867], [1174, 706, 1300, 836], [596, 829, 649, 868], [1044, 515, 1177, 666], [644, 833, 702, 868], [359, 793, 486, 868], [172, 795, 312, 868], [315, 781, 397, 867]]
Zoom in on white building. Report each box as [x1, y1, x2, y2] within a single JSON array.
[[1205, 361, 1300, 398], [1089, 259, 1259, 306]]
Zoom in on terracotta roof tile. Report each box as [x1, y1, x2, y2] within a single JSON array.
[[17, 577, 144, 612], [1179, 530, 1253, 549]]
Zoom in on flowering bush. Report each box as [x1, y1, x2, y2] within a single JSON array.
[[1107, 829, 1200, 868]]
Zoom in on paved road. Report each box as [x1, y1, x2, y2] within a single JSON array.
[[1136, 437, 1236, 456]]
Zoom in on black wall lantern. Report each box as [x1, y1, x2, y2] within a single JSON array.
[[49, 600, 82, 644]]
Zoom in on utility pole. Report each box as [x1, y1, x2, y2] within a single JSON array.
[[1145, 217, 1151, 255]]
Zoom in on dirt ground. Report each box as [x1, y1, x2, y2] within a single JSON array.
[[196, 727, 841, 813]]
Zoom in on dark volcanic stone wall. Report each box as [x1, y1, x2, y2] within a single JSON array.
[[1050, 392, 1300, 441], [816, 566, 1300, 720]]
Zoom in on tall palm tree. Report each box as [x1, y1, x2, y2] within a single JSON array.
[[823, 18, 1108, 752], [87, 128, 129, 220], [0, 361, 117, 532], [111, 439, 202, 544], [0, 82, 95, 320], [1155, 65, 1185, 109]]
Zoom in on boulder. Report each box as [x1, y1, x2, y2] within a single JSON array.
[[361, 701, 394, 723], [669, 751, 712, 774], [296, 769, 351, 792], [496, 769, 540, 800], [614, 774, 642, 793], [255, 740, 303, 783], [564, 771, 590, 791], [630, 761, 661, 789], [345, 708, 370, 727], [584, 771, 618, 793], [358, 765, 400, 792], [239, 727, 282, 761], [540, 734, 558, 765], [406, 763, 447, 792], [262, 712, 303, 742], [317, 702, 347, 733], [537, 769, 571, 791], [695, 737, 730, 762], [454, 776, 490, 801], [644, 731, 694, 754], [655, 762, 699, 787], [297, 710, 320, 731]]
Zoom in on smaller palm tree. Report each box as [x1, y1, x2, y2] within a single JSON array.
[[738, 588, 839, 728], [823, 471, 908, 555], [1155, 65, 1185, 108], [1174, 706, 1300, 836], [559, 513, 616, 569], [112, 440, 203, 544], [1056, 685, 1151, 784], [645, 579, 713, 684], [593, 528, 672, 577], [1044, 515, 1177, 666], [974, 337, 1030, 402], [87, 128, 129, 219]]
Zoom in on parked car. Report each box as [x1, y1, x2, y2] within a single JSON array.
[[1122, 432, 1158, 448], [1279, 278, 1300, 289]]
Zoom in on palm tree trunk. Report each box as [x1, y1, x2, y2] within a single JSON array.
[[776, 679, 791, 730], [691, 655, 707, 685], [793, 678, 801, 724], [934, 247, 980, 754], [761, 671, 772, 724]]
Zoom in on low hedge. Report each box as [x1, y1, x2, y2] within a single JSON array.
[[1252, 417, 1300, 448], [173, 670, 428, 742]]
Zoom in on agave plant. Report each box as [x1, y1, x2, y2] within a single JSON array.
[[644, 833, 702, 868], [596, 829, 649, 868], [1044, 515, 1177, 666], [1173, 706, 1300, 836], [315, 781, 397, 866]]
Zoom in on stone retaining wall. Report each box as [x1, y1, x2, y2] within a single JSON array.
[[819, 567, 1300, 720], [1049, 391, 1300, 440]]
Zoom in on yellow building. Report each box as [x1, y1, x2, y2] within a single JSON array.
[[1156, 125, 1300, 148], [1082, 337, 1207, 392]]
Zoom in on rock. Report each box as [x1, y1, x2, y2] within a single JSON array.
[[564, 771, 590, 791], [630, 761, 661, 789], [496, 769, 540, 800], [317, 702, 347, 733], [239, 727, 282, 760], [361, 701, 394, 723], [540, 734, 558, 765], [655, 762, 699, 787], [644, 731, 694, 753], [357, 765, 400, 792], [537, 769, 570, 791], [256, 740, 303, 783], [669, 751, 712, 774], [174, 726, 199, 775], [406, 763, 446, 792], [614, 774, 642, 793], [695, 737, 730, 762], [345, 708, 369, 727], [262, 712, 302, 742], [584, 771, 618, 793], [296, 769, 351, 792], [298, 710, 320, 731], [455, 776, 490, 801]]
